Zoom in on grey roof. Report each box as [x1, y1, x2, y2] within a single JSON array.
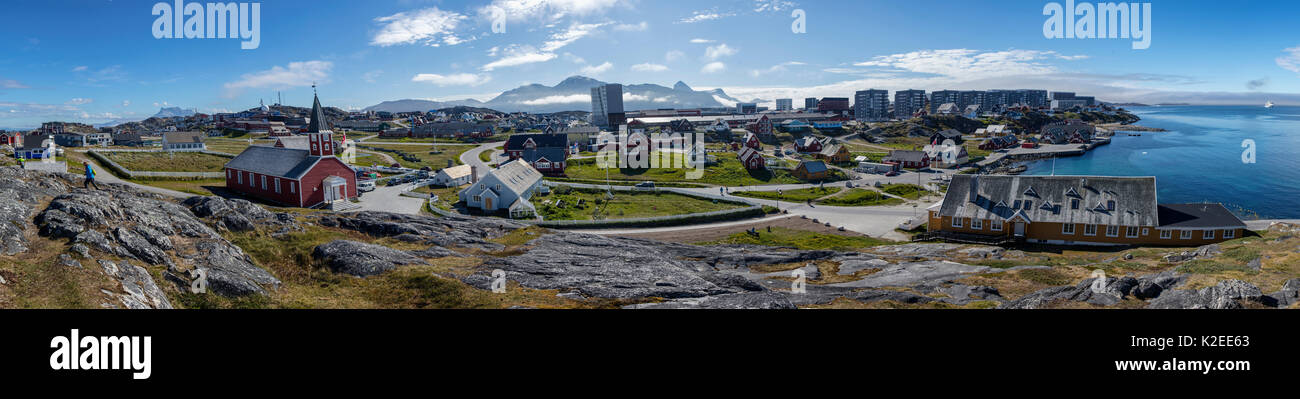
[[940, 175, 1159, 226], [18, 134, 51, 150], [1157, 203, 1246, 229], [164, 131, 204, 144], [490, 159, 543, 196], [885, 150, 928, 163], [307, 94, 329, 133], [797, 160, 827, 173], [224, 145, 319, 179]]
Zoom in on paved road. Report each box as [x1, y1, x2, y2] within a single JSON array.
[[460, 141, 506, 180], [71, 152, 194, 199]]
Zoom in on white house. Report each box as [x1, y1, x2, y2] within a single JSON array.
[[162, 131, 207, 152], [458, 160, 543, 219], [431, 164, 474, 187]]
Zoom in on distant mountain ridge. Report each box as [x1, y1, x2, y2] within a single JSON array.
[[364, 76, 745, 114], [153, 107, 197, 118]]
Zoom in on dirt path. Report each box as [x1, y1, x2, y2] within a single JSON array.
[[609, 215, 866, 243]]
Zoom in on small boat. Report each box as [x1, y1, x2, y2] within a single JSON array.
[[1265, 100, 1275, 109]]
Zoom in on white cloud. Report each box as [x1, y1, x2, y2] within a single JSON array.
[[613, 21, 648, 31], [679, 10, 733, 24], [853, 49, 1066, 78], [1277, 46, 1300, 74], [665, 50, 685, 62], [222, 60, 333, 98], [705, 43, 737, 60], [65, 98, 93, 105], [749, 61, 805, 77], [631, 63, 669, 72], [580, 61, 613, 75], [753, 0, 798, 12], [1, 78, 30, 89], [563, 52, 587, 64], [689, 38, 714, 44], [121, 100, 130, 107], [71, 66, 88, 72], [478, 0, 626, 23], [370, 7, 469, 47], [412, 73, 493, 86], [542, 22, 608, 51], [701, 62, 726, 74], [519, 94, 590, 105], [362, 70, 383, 83], [482, 45, 557, 71]]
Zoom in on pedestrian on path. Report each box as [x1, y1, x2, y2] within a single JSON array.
[[83, 162, 100, 190]]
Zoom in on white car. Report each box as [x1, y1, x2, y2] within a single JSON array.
[[358, 180, 376, 192]]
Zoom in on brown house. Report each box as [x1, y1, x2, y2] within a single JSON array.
[[791, 160, 829, 181], [816, 144, 850, 163], [929, 175, 1246, 246]]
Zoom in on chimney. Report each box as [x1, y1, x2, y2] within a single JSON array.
[[471, 165, 478, 183], [447, 159, 455, 168], [968, 174, 980, 203]]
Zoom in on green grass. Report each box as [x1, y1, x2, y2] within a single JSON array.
[[101, 151, 232, 172], [361, 144, 471, 170], [1017, 268, 1072, 286], [414, 185, 462, 210], [204, 138, 266, 154], [731, 186, 841, 202], [564, 151, 839, 186], [536, 186, 745, 221], [881, 184, 928, 199], [699, 227, 892, 251], [816, 189, 905, 207], [478, 146, 499, 163]]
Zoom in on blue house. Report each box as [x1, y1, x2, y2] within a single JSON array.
[[459, 160, 544, 219]]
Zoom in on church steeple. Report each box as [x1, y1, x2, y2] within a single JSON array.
[[305, 85, 335, 157], [307, 84, 329, 133]]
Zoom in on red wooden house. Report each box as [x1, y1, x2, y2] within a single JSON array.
[[736, 146, 766, 170], [740, 132, 762, 150], [223, 93, 357, 208], [794, 136, 823, 153]]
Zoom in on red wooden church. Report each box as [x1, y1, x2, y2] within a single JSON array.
[[223, 92, 357, 208]]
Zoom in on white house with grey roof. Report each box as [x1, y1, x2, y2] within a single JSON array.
[[458, 159, 544, 219]]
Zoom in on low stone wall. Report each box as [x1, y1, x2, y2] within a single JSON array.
[[87, 150, 229, 179]]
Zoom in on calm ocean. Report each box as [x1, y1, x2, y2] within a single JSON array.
[[1022, 105, 1300, 219]]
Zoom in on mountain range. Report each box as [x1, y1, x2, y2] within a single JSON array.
[[363, 76, 748, 114]]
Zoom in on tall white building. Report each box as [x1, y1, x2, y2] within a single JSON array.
[[854, 89, 889, 122], [775, 98, 793, 111]]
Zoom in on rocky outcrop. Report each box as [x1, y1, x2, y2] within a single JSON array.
[[1148, 280, 1268, 309], [1001, 271, 1186, 309], [181, 196, 297, 234], [312, 240, 427, 277], [316, 212, 521, 252], [1161, 244, 1222, 263], [0, 168, 73, 255], [99, 259, 173, 309]]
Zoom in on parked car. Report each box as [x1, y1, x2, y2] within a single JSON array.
[[633, 181, 656, 191], [358, 180, 376, 193], [884, 171, 900, 177]]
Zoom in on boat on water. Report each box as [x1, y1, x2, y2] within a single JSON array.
[[1265, 100, 1275, 109]]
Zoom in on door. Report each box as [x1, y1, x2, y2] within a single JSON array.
[[484, 197, 494, 210], [1014, 222, 1026, 237]]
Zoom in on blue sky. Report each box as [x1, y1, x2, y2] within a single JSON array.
[[3, 0, 1300, 129]]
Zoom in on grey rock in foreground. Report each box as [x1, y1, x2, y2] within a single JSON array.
[[313, 240, 427, 277], [99, 259, 173, 309]]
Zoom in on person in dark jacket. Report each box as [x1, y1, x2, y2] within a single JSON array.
[[83, 162, 100, 190]]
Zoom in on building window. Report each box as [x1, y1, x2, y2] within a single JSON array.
[[1180, 230, 1193, 240], [1084, 224, 1097, 236], [261, 175, 267, 190], [1160, 230, 1172, 239], [952, 217, 963, 228], [236, 171, 242, 184], [991, 221, 1003, 231], [1106, 225, 1119, 237], [274, 178, 281, 194], [1223, 229, 1236, 239], [1023, 200, 1032, 210], [1107, 200, 1116, 211], [1126, 227, 1139, 238], [290, 182, 296, 194], [473, 195, 481, 202], [1071, 199, 1080, 209], [1203, 230, 1215, 240], [1063, 223, 1076, 235], [971, 219, 983, 230], [1143, 228, 1150, 236]]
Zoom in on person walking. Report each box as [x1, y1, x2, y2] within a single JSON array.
[[83, 162, 100, 190]]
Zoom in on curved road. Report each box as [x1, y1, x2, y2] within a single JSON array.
[[460, 141, 506, 180]]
